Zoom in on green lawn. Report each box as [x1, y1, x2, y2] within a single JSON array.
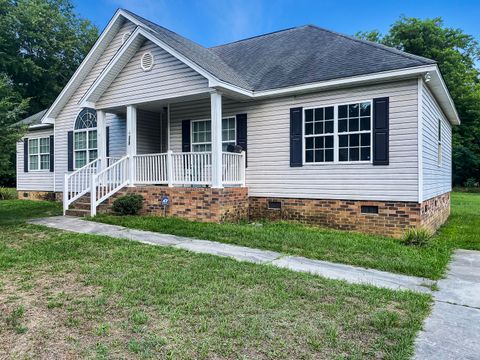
[[93, 192, 480, 280], [0, 200, 430, 359]]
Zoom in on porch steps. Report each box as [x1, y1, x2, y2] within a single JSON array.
[[65, 193, 111, 217]]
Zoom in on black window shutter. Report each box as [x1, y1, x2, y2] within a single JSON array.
[[23, 138, 29, 173], [290, 107, 303, 167], [49, 135, 54, 172], [182, 120, 191, 152], [106, 126, 110, 157], [373, 97, 389, 166], [67, 131, 74, 171], [236, 113, 247, 165]]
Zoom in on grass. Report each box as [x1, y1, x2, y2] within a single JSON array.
[[0, 199, 61, 225], [93, 192, 480, 280], [0, 201, 431, 359]]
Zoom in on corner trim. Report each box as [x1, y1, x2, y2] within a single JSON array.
[[418, 77, 424, 203]]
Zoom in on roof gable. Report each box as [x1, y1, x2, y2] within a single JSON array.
[[95, 38, 209, 108]]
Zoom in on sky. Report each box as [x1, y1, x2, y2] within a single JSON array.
[[73, 0, 480, 47]]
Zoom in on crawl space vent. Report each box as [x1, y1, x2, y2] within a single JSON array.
[[141, 52, 154, 71]]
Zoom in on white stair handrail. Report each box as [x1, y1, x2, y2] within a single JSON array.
[[63, 158, 102, 214], [90, 155, 129, 216]]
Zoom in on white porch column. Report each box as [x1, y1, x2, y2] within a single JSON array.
[[126, 105, 137, 186], [210, 92, 223, 188], [97, 110, 107, 170]]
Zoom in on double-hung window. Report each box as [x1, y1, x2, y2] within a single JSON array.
[[191, 117, 237, 152], [28, 137, 50, 171], [304, 107, 334, 163], [304, 101, 372, 164], [74, 108, 98, 169], [338, 102, 372, 162]]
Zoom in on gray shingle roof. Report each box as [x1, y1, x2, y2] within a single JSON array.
[[210, 25, 435, 91], [15, 109, 48, 127], [125, 11, 435, 92]]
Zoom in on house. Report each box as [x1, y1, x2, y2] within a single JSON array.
[[16, 9, 459, 238]]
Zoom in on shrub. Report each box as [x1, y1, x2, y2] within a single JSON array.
[[464, 177, 478, 188], [401, 228, 433, 247], [0, 187, 17, 200], [112, 194, 144, 215]]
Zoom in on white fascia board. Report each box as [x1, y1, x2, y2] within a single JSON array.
[[427, 65, 460, 125], [40, 9, 125, 124], [137, 29, 253, 97], [79, 26, 144, 105]]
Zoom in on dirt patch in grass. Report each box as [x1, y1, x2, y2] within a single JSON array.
[[0, 270, 167, 359]]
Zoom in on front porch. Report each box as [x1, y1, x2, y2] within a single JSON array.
[[64, 92, 247, 217]]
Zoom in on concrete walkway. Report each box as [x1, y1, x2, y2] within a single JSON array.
[[29, 216, 434, 293], [413, 249, 480, 359]]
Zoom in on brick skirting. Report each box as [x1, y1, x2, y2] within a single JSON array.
[[249, 193, 451, 238], [420, 192, 451, 232], [104, 186, 249, 223], [23, 186, 450, 238], [17, 190, 58, 201]]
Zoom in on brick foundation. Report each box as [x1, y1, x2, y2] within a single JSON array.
[[420, 192, 451, 232], [249, 193, 451, 238], [17, 190, 58, 201], [104, 186, 249, 222]]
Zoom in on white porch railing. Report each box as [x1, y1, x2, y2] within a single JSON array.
[[65, 151, 246, 216], [134, 153, 168, 184], [222, 152, 246, 186], [90, 155, 129, 216], [132, 151, 245, 187], [171, 152, 212, 185]]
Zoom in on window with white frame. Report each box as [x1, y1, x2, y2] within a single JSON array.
[[192, 120, 212, 152], [222, 117, 236, 151], [74, 108, 97, 169], [191, 118, 237, 152], [28, 137, 50, 171], [338, 102, 372, 162], [303, 101, 372, 163], [304, 106, 334, 163], [438, 118, 442, 166]]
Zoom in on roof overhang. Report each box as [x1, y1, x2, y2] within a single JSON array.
[[40, 8, 460, 127], [39, 9, 130, 124], [227, 64, 459, 125]]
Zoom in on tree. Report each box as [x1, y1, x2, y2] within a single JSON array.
[[0, 0, 98, 114], [0, 74, 28, 186], [356, 16, 480, 186], [0, 0, 98, 185]]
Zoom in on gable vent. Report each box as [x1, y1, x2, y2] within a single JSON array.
[[141, 52, 154, 71], [121, 32, 131, 44]]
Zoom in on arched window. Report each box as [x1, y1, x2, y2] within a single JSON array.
[[74, 108, 97, 168]]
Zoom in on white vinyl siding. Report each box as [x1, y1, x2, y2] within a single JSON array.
[[54, 20, 137, 191], [16, 127, 54, 191], [170, 79, 419, 202], [106, 114, 127, 158], [96, 40, 210, 108], [422, 81, 452, 201], [136, 110, 162, 154]]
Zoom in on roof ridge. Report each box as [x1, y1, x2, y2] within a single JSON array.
[[306, 25, 435, 64], [209, 25, 306, 49], [121, 8, 253, 89]]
